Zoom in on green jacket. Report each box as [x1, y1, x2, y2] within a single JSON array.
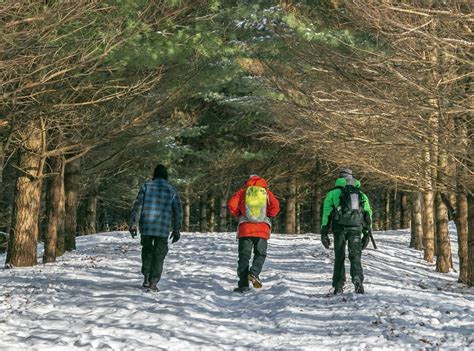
[[321, 178, 373, 229]]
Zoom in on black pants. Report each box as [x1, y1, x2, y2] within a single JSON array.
[[332, 229, 363, 288], [237, 237, 267, 288], [141, 236, 168, 281]]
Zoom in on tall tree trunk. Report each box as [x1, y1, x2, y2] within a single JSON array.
[[435, 191, 450, 272], [64, 158, 80, 251], [384, 191, 390, 230], [468, 195, 474, 287], [455, 117, 469, 283], [182, 185, 190, 232], [84, 188, 98, 235], [296, 201, 301, 234], [372, 192, 381, 231], [209, 195, 215, 233], [400, 192, 410, 229], [410, 192, 423, 250], [423, 190, 435, 263], [457, 191, 469, 283], [391, 189, 400, 230], [44, 156, 65, 263], [6, 119, 45, 267], [312, 160, 322, 233], [285, 179, 296, 234], [219, 197, 227, 232], [199, 194, 208, 233]]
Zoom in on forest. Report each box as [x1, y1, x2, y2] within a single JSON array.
[[1, 0, 473, 288]]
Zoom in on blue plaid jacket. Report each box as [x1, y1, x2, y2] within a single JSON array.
[[129, 178, 183, 237]]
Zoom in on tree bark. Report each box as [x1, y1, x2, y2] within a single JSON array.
[[423, 190, 435, 263], [468, 195, 474, 287], [456, 191, 469, 283], [64, 158, 80, 251], [435, 191, 451, 272], [285, 179, 296, 234], [84, 189, 98, 235], [6, 119, 44, 267], [209, 195, 215, 233], [384, 191, 390, 230], [182, 185, 190, 232], [410, 192, 423, 250], [44, 155, 65, 263], [199, 194, 208, 232], [400, 192, 410, 229], [312, 160, 322, 233], [296, 201, 301, 234], [219, 197, 227, 232], [391, 189, 400, 230]]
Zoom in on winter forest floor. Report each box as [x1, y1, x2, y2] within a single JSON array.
[[0, 227, 473, 350]]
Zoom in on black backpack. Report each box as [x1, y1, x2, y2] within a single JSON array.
[[334, 184, 365, 228]]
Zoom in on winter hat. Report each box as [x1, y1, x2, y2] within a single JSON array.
[[339, 167, 353, 178], [153, 164, 168, 180], [249, 174, 259, 179]]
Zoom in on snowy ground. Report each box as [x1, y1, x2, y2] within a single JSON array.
[[0, 228, 473, 350]]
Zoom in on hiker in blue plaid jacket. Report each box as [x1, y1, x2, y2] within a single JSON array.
[[129, 164, 183, 291]]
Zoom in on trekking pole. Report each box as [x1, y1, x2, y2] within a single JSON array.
[[369, 229, 377, 250]]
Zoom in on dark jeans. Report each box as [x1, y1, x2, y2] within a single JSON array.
[[141, 236, 169, 281], [237, 237, 268, 288], [332, 229, 363, 288]]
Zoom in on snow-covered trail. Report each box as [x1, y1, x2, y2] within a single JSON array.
[[1, 229, 473, 350]]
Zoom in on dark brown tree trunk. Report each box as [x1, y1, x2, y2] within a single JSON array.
[[435, 191, 451, 272], [384, 191, 390, 230], [209, 195, 215, 233], [219, 197, 227, 232], [199, 194, 208, 232], [455, 116, 469, 283], [64, 158, 80, 251], [410, 192, 423, 250], [44, 156, 65, 263], [456, 191, 469, 283], [6, 120, 44, 267], [372, 192, 381, 231], [285, 179, 296, 234], [468, 195, 474, 287], [312, 160, 322, 233], [423, 190, 435, 263], [400, 192, 410, 229], [296, 202, 301, 234], [182, 185, 190, 232], [84, 189, 98, 235], [391, 189, 400, 230]]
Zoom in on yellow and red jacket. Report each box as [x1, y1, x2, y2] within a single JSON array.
[[228, 176, 280, 240]]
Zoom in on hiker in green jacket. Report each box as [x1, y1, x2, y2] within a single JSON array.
[[320, 168, 373, 294]]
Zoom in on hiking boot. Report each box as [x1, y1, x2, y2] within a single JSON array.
[[142, 275, 150, 288], [148, 278, 159, 292], [233, 286, 250, 293], [354, 279, 365, 294], [248, 273, 262, 289], [334, 286, 344, 295]]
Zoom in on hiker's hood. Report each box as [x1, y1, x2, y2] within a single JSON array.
[[245, 175, 268, 188], [334, 177, 362, 188], [334, 178, 347, 187]]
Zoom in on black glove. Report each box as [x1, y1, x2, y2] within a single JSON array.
[[361, 229, 370, 250], [169, 230, 180, 244], [321, 225, 329, 236], [129, 226, 137, 239], [321, 233, 330, 249]]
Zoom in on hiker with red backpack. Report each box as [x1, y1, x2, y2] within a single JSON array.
[[320, 168, 373, 295], [228, 175, 280, 293]]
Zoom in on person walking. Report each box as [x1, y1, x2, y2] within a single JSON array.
[[228, 175, 280, 293], [320, 168, 373, 294], [129, 164, 183, 291]]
